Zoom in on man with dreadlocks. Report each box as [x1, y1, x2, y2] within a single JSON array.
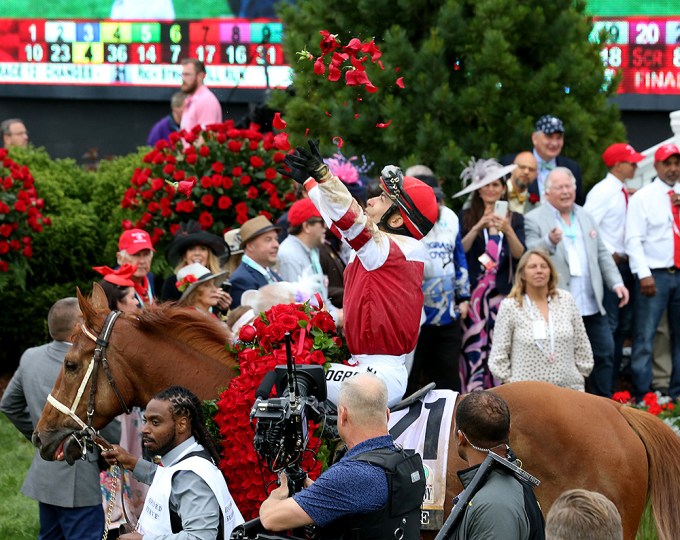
[[284, 140, 439, 408], [102, 386, 243, 539]]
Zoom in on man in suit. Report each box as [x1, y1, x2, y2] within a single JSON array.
[[0, 297, 120, 540], [524, 168, 629, 397], [229, 216, 282, 308]]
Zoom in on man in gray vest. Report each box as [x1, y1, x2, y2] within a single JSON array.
[[1, 297, 120, 540]]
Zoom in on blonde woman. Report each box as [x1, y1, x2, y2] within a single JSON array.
[[489, 249, 593, 391]]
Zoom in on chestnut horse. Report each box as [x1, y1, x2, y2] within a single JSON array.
[[34, 286, 680, 540]]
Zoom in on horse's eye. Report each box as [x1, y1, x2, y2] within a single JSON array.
[[64, 361, 77, 372]]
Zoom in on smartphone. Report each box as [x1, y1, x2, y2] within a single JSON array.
[[220, 281, 232, 294], [494, 200, 509, 217]]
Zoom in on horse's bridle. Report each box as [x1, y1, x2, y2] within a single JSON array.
[[46, 310, 131, 452]]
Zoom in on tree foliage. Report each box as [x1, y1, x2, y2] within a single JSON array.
[[271, 0, 625, 195]]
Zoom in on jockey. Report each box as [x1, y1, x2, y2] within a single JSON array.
[[284, 141, 438, 407]]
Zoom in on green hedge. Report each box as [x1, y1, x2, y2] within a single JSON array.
[[0, 146, 150, 373]]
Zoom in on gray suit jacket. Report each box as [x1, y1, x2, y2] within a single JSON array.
[[0, 341, 120, 507], [524, 204, 622, 315]]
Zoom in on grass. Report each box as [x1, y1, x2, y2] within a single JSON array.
[[0, 414, 40, 539]]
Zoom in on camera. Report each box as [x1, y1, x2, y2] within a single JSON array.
[[251, 364, 326, 476]]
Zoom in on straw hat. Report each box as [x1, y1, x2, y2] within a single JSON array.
[[453, 158, 517, 198], [238, 216, 281, 248], [176, 262, 228, 303], [224, 228, 244, 256]]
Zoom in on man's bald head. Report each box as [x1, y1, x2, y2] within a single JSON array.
[[511, 151, 538, 190]]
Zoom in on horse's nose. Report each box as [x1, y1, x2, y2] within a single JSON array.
[[32, 432, 42, 449]]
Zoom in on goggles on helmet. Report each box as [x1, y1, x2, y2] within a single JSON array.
[[379, 165, 434, 238]]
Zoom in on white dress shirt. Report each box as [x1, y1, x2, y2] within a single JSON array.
[[584, 173, 628, 255], [625, 178, 680, 279]]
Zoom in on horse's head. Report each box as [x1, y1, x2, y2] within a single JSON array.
[[34, 283, 134, 464]]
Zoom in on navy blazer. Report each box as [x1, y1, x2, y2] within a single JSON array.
[[230, 262, 282, 308]]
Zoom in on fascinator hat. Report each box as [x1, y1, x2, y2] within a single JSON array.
[[453, 158, 517, 198], [93, 264, 138, 287]]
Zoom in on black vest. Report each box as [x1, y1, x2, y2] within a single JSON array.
[[320, 446, 425, 540]]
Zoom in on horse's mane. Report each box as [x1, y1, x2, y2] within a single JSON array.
[[131, 303, 236, 367]]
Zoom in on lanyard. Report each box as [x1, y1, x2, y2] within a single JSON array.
[[242, 255, 277, 284], [557, 212, 577, 242], [524, 294, 555, 363]]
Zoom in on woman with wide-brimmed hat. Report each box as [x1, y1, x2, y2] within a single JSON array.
[[454, 158, 526, 392], [160, 221, 231, 312], [175, 262, 230, 316]]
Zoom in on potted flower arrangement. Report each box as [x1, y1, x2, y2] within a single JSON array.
[[214, 300, 348, 519], [613, 390, 680, 436], [120, 120, 295, 247], [0, 148, 50, 286]]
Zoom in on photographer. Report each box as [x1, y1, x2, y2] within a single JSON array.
[[259, 374, 425, 539]]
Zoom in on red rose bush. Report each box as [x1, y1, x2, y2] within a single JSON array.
[[0, 148, 50, 283], [613, 390, 679, 436], [120, 121, 295, 246], [215, 300, 348, 519]]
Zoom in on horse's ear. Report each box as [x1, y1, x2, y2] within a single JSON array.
[[90, 282, 110, 311]]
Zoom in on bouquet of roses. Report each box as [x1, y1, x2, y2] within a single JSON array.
[[613, 390, 679, 436], [0, 148, 50, 283], [120, 120, 295, 246], [214, 300, 349, 519]]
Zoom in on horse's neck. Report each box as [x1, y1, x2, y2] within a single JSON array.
[[124, 338, 235, 405]]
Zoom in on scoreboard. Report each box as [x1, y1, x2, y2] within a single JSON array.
[[0, 19, 292, 89], [592, 17, 680, 95]]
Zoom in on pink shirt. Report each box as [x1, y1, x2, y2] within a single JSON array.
[[180, 85, 222, 131]]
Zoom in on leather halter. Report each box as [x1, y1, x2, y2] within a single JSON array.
[[46, 310, 130, 432]]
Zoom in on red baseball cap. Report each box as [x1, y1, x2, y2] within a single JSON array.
[[288, 199, 322, 227], [118, 229, 155, 254], [655, 143, 680, 162], [602, 143, 644, 167]]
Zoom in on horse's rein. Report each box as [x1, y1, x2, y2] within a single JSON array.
[[46, 310, 130, 449]]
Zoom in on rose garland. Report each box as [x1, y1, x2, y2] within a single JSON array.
[[214, 301, 349, 520], [0, 149, 50, 281], [120, 120, 295, 246]]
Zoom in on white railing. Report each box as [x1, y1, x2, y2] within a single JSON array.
[[629, 110, 680, 189]]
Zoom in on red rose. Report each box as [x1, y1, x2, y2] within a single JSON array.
[[238, 324, 257, 342], [22, 245, 32, 257], [199, 145, 210, 157], [0, 241, 10, 254], [151, 177, 165, 191], [529, 193, 540, 204], [201, 194, 214, 207], [198, 211, 213, 229], [0, 261, 8, 272], [222, 176, 233, 189], [177, 178, 196, 196], [247, 187, 258, 199], [200, 176, 212, 188], [264, 168, 277, 181], [232, 167, 243, 176], [250, 156, 264, 168], [228, 140, 243, 152], [266, 323, 286, 343], [212, 162, 225, 173], [185, 153, 198, 165], [14, 200, 27, 212], [218, 196, 232, 210], [278, 314, 300, 332], [0, 224, 11, 237], [313, 56, 326, 75], [173, 170, 186, 181], [311, 311, 336, 333], [240, 175, 252, 186], [273, 152, 286, 163], [169, 223, 181, 235], [273, 133, 290, 151]]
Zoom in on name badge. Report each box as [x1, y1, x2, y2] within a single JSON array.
[[478, 253, 497, 271], [533, 320, 547, 340], [567, 246, 582, 276]]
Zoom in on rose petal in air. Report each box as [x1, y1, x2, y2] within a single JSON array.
[[396, 77, 405, 88], [273, 112, 287, 129], [332, 136, 344, 149], [376, 120, 392, 128]]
